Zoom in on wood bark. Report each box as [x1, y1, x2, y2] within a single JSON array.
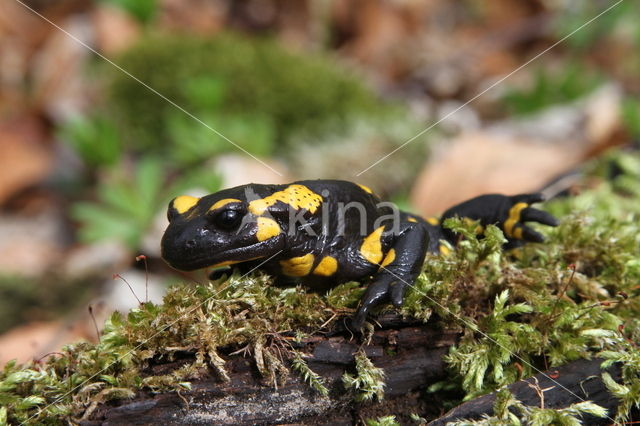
[[83, 315, 634, 425], [429, 358, 626, 425]]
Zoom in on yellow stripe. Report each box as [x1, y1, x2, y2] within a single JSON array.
[[313, 256, 338, 276], [209, 256, 264, 269], [280, 253, 315, 277], [360, 226, 385, 264], [503, 202, 528, 238], [513, 226, 523, 240], [209, 259, 242, 268], [209, 198, 241, 211], [439, 244, 451, 257], [407, 217, 418, 223], [357, 184, 373, 194], [426, 217, 439, 226], [380, 249, 395, 268], [173, 195, 199, 214]]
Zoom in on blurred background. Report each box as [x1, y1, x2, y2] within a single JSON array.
[[0, 0, 638, 365]]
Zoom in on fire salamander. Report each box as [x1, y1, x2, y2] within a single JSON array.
[[161, 180, 557, 329]]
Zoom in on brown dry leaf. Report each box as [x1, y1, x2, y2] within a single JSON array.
[[275, 0, 313, 49], [0, 0, 50, 50], [29, 15, 93, 120], [0, 0, 90, 50], [0, 117, 52, 205], [411, 84, 622, 215], [159, 0, 228, 34], [481, 0, 541, 29], [0, 208, 67, 277], [0, 321, 85, 366], [91, 4, 140, 54], [333, 0, 430, 82], [410, 132, 581, 215]]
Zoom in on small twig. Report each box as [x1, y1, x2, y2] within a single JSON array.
[[136, 254, 149, 303], [228, 344, 252, 357], [176, 388, 190, 410], [526, 376, 555, 409], [88, 305, 101, 343], [316, 312, 339, 332], [113, 273, 142, 305], [551, 264, 577, 316], [35, 352, 64, 363]]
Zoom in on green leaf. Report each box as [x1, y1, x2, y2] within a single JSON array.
[[58, 114, 122, 168], [72, 202, 140, 247], [135, 158, 164, 215], [100, 0, 157, 23]]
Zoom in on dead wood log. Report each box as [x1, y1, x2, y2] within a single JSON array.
[[83, 316, 634, 425], [84, 315, 459, 425], [429, 358, 630, 425]]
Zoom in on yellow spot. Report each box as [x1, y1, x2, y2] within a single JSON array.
[[313, 256, 338, 276], [209, 198, 241, 211], [280, 253, 315, 277], [439, 244, 452, 257], [380, 249, 395, 268], [407, 217, 418, 223], [209, 260, 242, 268], [256, 217, 281, 242], [357, 184, 373, 194], [173, 195, 199, 214], [209, 256, 263, 269], [513, 226, 523, 240], [503, 202, 528, 238], [360, 226, 385, 264], [509, 247, 524, 260], [426, 217, 439, 226], [249, 185, 323, 215]]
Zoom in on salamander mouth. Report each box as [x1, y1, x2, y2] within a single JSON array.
[[163, 239, 282, 271]]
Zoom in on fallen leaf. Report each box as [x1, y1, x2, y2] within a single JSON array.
[[0, 117, 52, 206]]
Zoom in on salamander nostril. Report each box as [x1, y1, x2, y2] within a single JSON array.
[[185, 239, 196, 249]]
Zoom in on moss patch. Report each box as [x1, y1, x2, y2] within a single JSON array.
[[106, 32, 394, 153], [2, 151, 640, 423]]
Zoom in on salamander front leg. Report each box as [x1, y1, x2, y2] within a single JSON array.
[[352, 223, 428, 330]]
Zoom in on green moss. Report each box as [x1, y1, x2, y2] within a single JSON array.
[[0, 272, 349, 423], [400, 150, 640, 418], [3, 150, 640, 423], [366, 415, 400, 426], [449, 388, 608, 425], [106, 32, 393, 154], [502, 62, 602, 116], [291, 352, 329, 397], [342, 349, 386, 402]]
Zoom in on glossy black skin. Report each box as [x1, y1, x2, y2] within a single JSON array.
[[161, 179, 558, 329]]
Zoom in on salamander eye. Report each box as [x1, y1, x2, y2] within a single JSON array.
[[214, 209, 243, 230]]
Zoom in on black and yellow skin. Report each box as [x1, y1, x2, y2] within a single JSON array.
[[161, 180, 557, 329]]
